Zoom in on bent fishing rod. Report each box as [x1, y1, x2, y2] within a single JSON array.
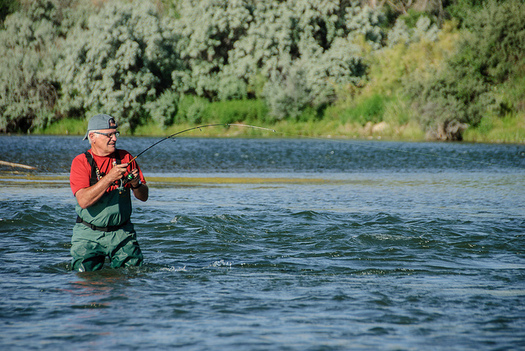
[[127, 123, 276, 165]]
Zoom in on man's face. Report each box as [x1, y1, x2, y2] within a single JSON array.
[[90, 129, 119, 156]]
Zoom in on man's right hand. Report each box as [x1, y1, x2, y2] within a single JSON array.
[[106, 163, 129, 183]]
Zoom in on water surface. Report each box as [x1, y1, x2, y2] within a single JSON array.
[[1, 136, 524, 350]]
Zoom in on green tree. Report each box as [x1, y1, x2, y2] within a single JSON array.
[[0, 0, 63, 132], [173, 0, 385, 120], [57, 0, 182, 129], [405, 0, 525, 140], [173, 0, 254, 99], [0, 0, 19, 24]]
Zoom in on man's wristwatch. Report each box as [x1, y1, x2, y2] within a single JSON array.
[[131, 180, 142, 189]]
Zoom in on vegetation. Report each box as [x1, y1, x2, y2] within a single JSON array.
[[1, 0, 524, 142]]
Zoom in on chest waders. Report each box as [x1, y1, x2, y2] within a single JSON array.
[[76, 151, 132, 228], [71, 151, 143, 271]]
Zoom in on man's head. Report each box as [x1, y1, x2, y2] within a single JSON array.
[[83, 114, 118, 140], [84, 114, 119, 156]]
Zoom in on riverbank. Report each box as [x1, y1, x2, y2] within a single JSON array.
[[32, 117, 525, 144]]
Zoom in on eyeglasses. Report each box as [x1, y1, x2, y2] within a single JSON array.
[[93, 131, 120, 138]]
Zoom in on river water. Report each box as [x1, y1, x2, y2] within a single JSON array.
[[1, 135, 524, 350]]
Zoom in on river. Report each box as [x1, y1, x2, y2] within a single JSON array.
[[1, 135, 524, 350]]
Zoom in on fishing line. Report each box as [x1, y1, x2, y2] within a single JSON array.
[[128, 123, 276, 164], [126, 122, 521, 170]]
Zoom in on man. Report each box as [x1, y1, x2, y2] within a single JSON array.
[[69, 114, 148, 272]]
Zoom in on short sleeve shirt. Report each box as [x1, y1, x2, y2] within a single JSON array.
[[70, 149, 146, 196]]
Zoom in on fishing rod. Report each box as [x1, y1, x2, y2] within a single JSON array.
[[127, 123, 276, 165]]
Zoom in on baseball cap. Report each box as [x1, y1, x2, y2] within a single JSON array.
[[83, 114, 118, 140]]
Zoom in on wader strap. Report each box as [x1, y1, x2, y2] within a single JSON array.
[[76, 216, 129, 232], [84, 151, 122, 186], [84, 151, 98, 186]]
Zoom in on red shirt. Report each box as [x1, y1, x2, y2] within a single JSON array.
[[70, 149, 146, 196]]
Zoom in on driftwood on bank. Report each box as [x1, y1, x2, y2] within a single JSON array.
[[0, 160, 37, 170]]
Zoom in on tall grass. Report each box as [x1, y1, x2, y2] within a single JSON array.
[[338, 94, 387, 125], [36, 118, 87, 135], [463, 114, 525, 143]]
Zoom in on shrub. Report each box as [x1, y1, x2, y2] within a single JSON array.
[[145, 90, 179, 128], [173, 0, 254, 99], [57, 0, 182, 129], [174, 0, 384, 119], [0, 0, 63, 132], [0, 0, 19, 23], [404, 0, 525, 140], [387, 14, 439, 47], [262, 67, 312, 121], [460, 0, 525, 84], [340, 94, 386, 125], [174, 94, 209, 124]]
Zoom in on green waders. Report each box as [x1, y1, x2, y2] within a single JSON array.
[[71, 186, 143, 272]]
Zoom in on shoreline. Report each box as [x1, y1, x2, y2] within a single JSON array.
[[2, 119, 524, 144]]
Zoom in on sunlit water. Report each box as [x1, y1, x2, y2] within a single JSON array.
[[1, 135, 524, 350]]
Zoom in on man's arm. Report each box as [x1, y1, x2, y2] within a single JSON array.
[[132, 183, 149, 202]]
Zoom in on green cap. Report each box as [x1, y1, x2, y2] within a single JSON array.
[[83, 114, 118, 140]]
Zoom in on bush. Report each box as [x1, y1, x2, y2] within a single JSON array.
[[340, 94, 387, 125], [174, 94, 209, 124], [57, 0, 182, 129], [262, 67, 312, 121], [174, 0, 384, 119], [173, 0, 254, 98], [0, 0, 63, 132], [387, 15, 439, 47], [145, 90, 179, 128], [404, 0, 525, 140], [460, 0, 525, 84], [0, 0, 19, 23]]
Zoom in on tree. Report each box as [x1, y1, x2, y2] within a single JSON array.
[[0, 0, 63, 132], [57, 0, 182, 129], [174, 0, 385, 119], [405, 0, 525, 140]]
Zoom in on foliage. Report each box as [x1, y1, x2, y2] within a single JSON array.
[[387, 14, 439, 47], [460, 0, 525, 84], [168, 96, 268, 125], [0, 0, 523, 142], [404, 0, 525, 140], [339, 94, 387, 124], [445, 0, 486, 25], [0, 0, 19, 23], [203, 99, 268, 124], [174, 94, 210, 125], [145, 90, 179, 128], [326, 17, 459, 137], [463, 114, 525, 143], [172, 0, 254, 99], [0, 0, 63, 132], [57, 0, 182, 131], [174, 0, 384, 118]]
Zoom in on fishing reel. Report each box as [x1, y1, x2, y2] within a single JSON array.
[[122, 173, 135, 186], [117, 173, 136, 195]]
